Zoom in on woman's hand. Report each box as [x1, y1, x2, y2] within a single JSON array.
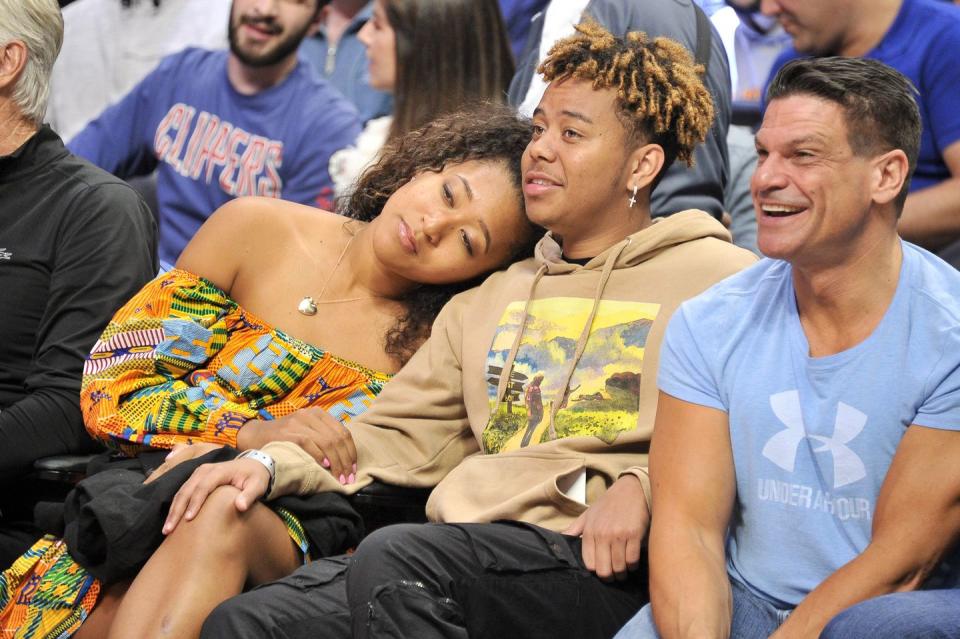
[[162, 457, 271, 535], [144, 442, 223, 484], [237, 408, 357, 484]]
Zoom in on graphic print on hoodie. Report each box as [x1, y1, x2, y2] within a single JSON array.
[[483, 298, 660, 453]]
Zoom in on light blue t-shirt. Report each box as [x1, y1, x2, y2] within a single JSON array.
[[658, 242, 960, 607]]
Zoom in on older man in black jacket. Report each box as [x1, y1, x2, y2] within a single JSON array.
[[0, 0, 157, 565]]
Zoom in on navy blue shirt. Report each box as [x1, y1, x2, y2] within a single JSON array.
[[70, 48, 361, 265], [766, 0, 960, 192]]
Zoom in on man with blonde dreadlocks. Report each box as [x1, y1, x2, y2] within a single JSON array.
[[184, 22, 756, 639]]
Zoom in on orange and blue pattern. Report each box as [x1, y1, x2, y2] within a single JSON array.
[[81, 269, 390, 453], [0, 270, 389, 638]]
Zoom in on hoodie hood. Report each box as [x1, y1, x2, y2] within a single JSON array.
[[534, 209, 732, 274]]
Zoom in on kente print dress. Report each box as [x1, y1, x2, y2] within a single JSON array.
[[0, 269, 390, 638]]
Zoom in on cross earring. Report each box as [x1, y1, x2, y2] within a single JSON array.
[[628, 185, 638, 208]]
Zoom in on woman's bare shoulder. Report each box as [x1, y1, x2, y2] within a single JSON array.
[[206, 197, 343, 236], [176, 197, 345, 290]]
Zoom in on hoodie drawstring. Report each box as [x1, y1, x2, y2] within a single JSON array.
[[492, 238, 632, 426], [547, 239, 629, 425], [495, 263, 548, 405]]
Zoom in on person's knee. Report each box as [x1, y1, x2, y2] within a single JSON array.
[[821, 592, 944, 639], [171, 485, 246, 541], [347, 524, 451, 609], [348, 526, 466, 639], [350, 524, 427, 575], [200, 594, 260, 639]]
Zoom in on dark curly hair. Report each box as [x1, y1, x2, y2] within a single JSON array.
[[342, 104, 542, 365], [538, 20, 715, 174]]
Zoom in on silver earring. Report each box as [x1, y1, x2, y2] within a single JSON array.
[[628, 185, 638, 208]]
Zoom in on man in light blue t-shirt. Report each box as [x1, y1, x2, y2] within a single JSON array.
[[616, 57, 960, 639]]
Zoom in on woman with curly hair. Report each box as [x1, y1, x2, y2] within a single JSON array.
[[0, 105, 539, 639], [329, 0, 515, 197]]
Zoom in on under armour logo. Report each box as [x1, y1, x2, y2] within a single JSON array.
[[763, 390, 867, 488], [0, 248, 11, 260]]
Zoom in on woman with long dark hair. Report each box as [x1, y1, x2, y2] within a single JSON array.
[[330, 0, 515, 196]]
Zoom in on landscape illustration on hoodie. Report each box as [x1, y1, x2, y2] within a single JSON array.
[[483, 297, 660, 453]]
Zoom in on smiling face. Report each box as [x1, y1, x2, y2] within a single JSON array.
[[357, 0, 397, 92], [522, 78, 637, 243], [228, 0, 319, 67], [370, 159, 527, 285], [752, 95, 885, 266]]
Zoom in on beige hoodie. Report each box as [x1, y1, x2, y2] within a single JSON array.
[[263, 210, 757, 532]]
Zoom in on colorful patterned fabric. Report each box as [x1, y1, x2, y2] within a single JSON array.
[[0, 269, 390, 638], [81, 268, 390, 454], [274, 506, 311, 562], [0, 507, 309, 639], [0, 537, 99, 639]]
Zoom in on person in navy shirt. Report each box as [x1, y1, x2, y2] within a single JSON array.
[[762, 0, 960, 266], [70, 0, 361, 266]]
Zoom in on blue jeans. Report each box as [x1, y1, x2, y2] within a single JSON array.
[[822, 590, 960, 639], [613, 578, 793, 638]]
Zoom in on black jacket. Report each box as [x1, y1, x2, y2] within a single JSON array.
[[0, 126, 158, 482]]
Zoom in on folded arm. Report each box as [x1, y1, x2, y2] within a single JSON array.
[[164, 291, 481, 529], [79, 270, 250, 452], [771, 424, 960, 639]]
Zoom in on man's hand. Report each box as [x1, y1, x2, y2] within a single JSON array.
[[564, 474, 650, 581], [162, 457, 270, 535], [237, 407, 357, 484], [144, 442, 223, 484]]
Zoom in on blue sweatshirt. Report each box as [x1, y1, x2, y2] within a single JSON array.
[[70, 48, 361, 265]]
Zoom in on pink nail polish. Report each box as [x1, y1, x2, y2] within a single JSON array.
[[347, 473, 355, 484], [339, 473, 346, 484], [322, 457, 331, 468], [352, 463, 357, 473]]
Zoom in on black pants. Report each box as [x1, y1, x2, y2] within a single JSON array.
[[202, 521, 647, 639], [0, 480, 50, 568]]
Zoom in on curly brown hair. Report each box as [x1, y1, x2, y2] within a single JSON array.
[[538, 20, 714, 171], [342, 105, 542, 365]]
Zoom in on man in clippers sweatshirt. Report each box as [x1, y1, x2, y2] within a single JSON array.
[[165, 23, 757, 639]]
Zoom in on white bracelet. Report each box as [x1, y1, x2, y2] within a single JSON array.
[[237, 449, 276, 497]]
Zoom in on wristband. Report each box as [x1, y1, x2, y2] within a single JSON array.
[[237, 449, 276, 497]]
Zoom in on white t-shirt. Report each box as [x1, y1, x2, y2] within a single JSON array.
[[48, 0, 231, 141]]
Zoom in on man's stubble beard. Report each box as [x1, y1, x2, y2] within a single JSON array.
[[228, 14, 314, 68]]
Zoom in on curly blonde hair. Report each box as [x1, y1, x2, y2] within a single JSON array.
[[538, 20, 714, 168]]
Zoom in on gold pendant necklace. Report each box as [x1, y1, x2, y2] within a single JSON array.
[[298, 221, 385, 316]]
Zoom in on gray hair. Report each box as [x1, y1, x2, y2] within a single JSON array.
[[0, 0, 63, 124]]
